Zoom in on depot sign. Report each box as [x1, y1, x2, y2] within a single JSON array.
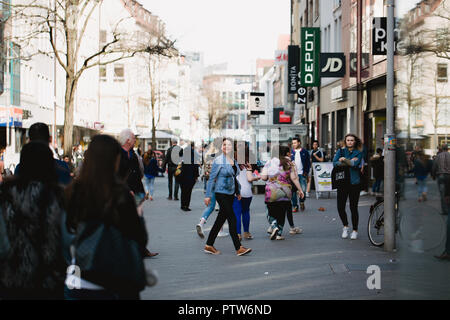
[[300, 28, 321, 87]]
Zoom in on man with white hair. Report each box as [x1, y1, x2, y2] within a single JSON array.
[[118, 128, 158, 258]]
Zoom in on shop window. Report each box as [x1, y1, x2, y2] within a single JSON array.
[[99, 65, 107, 81], [114, 64, 124, 82], [437, 63, 447, 82]]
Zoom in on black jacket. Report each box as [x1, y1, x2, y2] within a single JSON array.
[[0, 179, 66, 299], [179, 147, 200, 186], [118, 149, 145, 194], [163, 145, 182, 169]]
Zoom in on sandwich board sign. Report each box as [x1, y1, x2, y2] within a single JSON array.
[[312, 162, 335, 198], [248, 92, 265, 115]]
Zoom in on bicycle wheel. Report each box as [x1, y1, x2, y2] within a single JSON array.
[[368, 201, 385, 247]]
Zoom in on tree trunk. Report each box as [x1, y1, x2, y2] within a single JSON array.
[[63, 75, 78, 156]]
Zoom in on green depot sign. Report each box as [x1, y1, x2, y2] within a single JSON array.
[[300, 27, 321, 87]]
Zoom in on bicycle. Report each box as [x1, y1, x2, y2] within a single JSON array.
[[367, 192, 401, 247], [368, 190, 446, 250]]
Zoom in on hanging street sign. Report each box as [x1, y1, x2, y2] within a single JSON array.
[[300, 27, 321, 87], [320, 53, 346, 78], [248, 92, 265, 115]]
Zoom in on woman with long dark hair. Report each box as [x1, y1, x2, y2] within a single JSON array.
[[0, 141, 65, 299], [333, 133, 363, 240], [65, 135, 148, 300], [261, 145, 304, 240], [203, 138, 252, 256]]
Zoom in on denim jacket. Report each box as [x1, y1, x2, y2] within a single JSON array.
[[206, 154, 241, 198], [333, 147, 363, 185]]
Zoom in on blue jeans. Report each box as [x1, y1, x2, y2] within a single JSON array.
[[372, 178, 383, 193], [143, 176, 155, 196], [417, 177, 428, 197], [134, 193, 146, 207], [201, 192, 216, 221], [292, 174, 307, 208], [233, 197, 252, 234]]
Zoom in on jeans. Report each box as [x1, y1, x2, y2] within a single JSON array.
[[417, 177, 428, 197], [201, 192, 217, 221], [134, 193, 146, 207], [206, 193, 241, 250], [233, 197, 252, 234], [167, 166, 180, 198], [267, 201, 291, 236], [372, 178, 383, 193], [292, 174, 307, 208], [437, 174, 450, 214], [143, 176, 155, 196], [337, 184, 361, 231]]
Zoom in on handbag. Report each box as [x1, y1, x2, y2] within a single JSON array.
[[72, 221, 148, 291], [332, 149, 351, 189]]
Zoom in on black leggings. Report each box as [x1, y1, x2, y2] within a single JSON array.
[[337, 184, 361, 231], [206, 193, 241, 250]]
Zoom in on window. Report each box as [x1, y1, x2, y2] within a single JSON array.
[[437, 64, 448, 82], [99, 65, 106, 81], [114, 64, 124, 81], [10, 43, 20, 106], [438, 98, 450, 127]]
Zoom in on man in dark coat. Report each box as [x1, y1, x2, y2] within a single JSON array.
[[179, 142, 200, 211], [163, 140, 182, 200], [118, 129, 158, 258]]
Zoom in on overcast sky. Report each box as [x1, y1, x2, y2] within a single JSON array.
[[141, 1, 419, 74], [141, 0, 291, 74]]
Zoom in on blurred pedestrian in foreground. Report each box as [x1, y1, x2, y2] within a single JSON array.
[[435, 175, 450, 260], [15, 122, 72, 187], [0, 142, 66, 299], [65, 135, 149, 300]]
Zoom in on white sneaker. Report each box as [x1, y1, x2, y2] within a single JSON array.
[[276, 235, 285, 240], [196, 224, 204, 238], [289, 227, 303, 235], [218, 231, 229, 237], [270, 227, 279, 240], [306, 192, 310, 198], [350, 231, 358, 240], [342, 227, 350, 239]]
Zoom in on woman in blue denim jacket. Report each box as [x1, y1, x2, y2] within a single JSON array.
[[333, 134, 363, 240], [203, 138, 252, 256]]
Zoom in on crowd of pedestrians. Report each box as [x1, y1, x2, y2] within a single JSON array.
[[1, 122, 449, 299]]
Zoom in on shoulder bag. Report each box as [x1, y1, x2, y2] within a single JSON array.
[[331, 149, 351, 190]]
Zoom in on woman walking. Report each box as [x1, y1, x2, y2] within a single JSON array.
[[233, 161, 260, 240], [203, 138, 252, 256], [65, 135, 148, 300], [143, 150, 164, 200], [261, 145, 304, 240], [333, 133, 363, 240], [412, 151, 433, 202], [0, 142, 66, 299]]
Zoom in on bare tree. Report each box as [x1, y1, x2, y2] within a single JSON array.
[[2, 0, 175, 154], [202, 88, 228, 142]]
